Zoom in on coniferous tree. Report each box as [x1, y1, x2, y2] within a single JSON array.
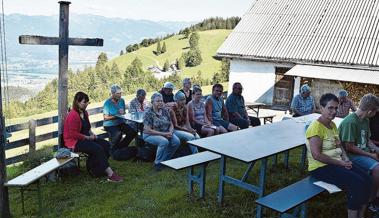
[[162, 42, 167, 53], [220, 58, 230, 82], [189, 32, 200, 49], [120, 50, 124, 56], [177, 57, 185, 70], [96, 52, 108, 68], [163, 59, 170, 72], [156, 41, 162, 55]]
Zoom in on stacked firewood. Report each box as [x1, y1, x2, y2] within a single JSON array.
[[342, 81, 379, 104]]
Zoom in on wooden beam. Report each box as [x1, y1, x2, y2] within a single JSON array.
[[19, 35, 60, 45], [69, 38, 103, 46]]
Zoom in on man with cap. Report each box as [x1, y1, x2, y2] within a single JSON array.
[[159, 82, 177, 108], [290, 84, 315, 117], [103, 84, 137, 160], [336, 89, 356, 118]]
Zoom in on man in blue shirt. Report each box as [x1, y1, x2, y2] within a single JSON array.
[[290, 84, 315, 117], [103, 84, 137, 160], [225, 82, 261, 129]]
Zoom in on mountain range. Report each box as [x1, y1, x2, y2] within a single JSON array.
[[5, 13, 193, 91]]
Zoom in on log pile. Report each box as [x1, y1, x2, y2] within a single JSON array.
[[341, 81, 379, 104]]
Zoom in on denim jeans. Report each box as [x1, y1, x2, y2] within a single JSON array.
[[174, 130, 199, 154], [310, 164, 371, 210], [143, 133, 180, 165]]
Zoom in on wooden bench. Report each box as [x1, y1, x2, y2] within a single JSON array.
[[255, 176, 325, 218], [259, 114, 276, 124], [5, 153, 78, 215], [161, 151, 221, 198]]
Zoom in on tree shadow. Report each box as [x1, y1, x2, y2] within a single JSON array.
[[182, 46, 190, 50]]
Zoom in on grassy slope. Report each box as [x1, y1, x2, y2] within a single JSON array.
[[111, 29, 232, 79], [7, 149, 347, 218]]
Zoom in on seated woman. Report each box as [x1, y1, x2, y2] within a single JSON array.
[[170, 91, 199, 154], [63, 92, 123, 182], [143, 92, 180, 171], [306, 93, 371, 218], [188, 86, 218, 137]]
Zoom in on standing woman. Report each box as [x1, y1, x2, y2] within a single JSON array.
[[63, 92, 123, 182], [143, 92, 180, 170], [188, 86, 218, 137], [306, 93, 370, 218]]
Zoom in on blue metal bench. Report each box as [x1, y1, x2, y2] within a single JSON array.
[[162, 151, 221, 198], [255, 176, 325, 218]]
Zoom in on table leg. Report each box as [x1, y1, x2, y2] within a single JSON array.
[[218, 155, 226, 205], [300, 145, 307, 169], [20, 187, 25, 214], [256, 158, 268, 218], [37, 180, 42, 216], [256, 106, 260, 117], [284, 150, 289, 168], [188, 167, 194, 195]]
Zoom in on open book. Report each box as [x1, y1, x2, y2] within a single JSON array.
[[313, 181, 342, 194]]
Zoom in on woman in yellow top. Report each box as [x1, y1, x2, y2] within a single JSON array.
[[306, 93, 371, 218]]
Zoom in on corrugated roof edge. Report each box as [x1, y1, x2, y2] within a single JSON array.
[[215, 53, 379, 71]]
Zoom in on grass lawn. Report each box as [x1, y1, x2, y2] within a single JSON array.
[[7, 147, 349, 218]]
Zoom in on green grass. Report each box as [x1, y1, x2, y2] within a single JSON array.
[[111, 30, 232, 80], [6, 148, 350, 218]]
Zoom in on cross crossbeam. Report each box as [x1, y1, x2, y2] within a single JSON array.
[[19, 35, 103, 46]]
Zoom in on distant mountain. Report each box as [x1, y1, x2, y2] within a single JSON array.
[[4, 13, 193, 90], [6, 13, 193, 59]]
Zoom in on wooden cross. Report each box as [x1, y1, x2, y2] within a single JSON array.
[[19, 1, 103, 146]]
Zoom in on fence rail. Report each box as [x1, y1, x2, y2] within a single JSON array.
[[5, 106, 104, 165]]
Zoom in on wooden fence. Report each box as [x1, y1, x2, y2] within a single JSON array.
[[5, 106, 105, 165]]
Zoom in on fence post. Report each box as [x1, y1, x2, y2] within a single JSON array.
[[29, 119, 36, 151]]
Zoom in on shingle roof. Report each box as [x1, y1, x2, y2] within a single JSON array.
[[217, 0, 379, 68]]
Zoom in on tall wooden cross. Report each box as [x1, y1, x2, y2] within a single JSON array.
[[19, 1, 103, 146]]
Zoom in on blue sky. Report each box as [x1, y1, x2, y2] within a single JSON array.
[[5, 0, 253, 21]]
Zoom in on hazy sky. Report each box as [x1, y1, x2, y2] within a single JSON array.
[[5, 0, 253, 21]]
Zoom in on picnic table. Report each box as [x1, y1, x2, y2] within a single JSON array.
[[117, 112, 144, 145], [188, 113, 342, 218], [245, 102, 266, 117]]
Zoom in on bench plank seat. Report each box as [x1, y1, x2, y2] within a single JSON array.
[[162, 151, 220, 170], [255, 176, 324, 213], [6, 156, 76, 187], [162, 151, 221, 198]]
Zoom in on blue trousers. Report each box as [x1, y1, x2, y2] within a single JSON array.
[[143, 133, 180, 165], [310, 164, 371, 210], [174, 130, 199, 154]]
